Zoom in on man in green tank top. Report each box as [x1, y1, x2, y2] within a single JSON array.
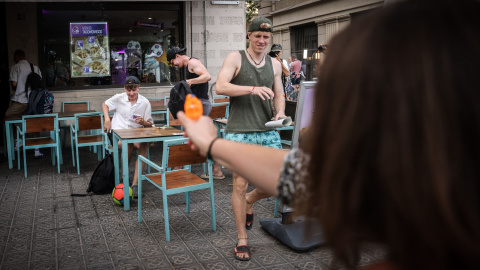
[[216, 17, 286, 261]]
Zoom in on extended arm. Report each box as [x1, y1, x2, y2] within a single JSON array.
[[186, 59, 211, 86], [216, 51, 274, 100], [102, 102, 111, 132], [272, 60, 287, 120], [177, 111, 286, 195], [10, 81, 17, 91], [277, 56, 290, 77]]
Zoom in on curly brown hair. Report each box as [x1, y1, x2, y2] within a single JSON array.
[[299, 1, 480, 269]]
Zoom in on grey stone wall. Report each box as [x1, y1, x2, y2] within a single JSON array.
[[260, 0, 384, 59], [186, 1, 246, 85]]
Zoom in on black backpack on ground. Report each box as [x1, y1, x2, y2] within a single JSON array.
[[168, 80, 192, 119], [71, 152, 115, 196], [25, 63, 54, 115]]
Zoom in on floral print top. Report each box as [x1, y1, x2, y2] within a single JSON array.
[[277, 148, 310, 206]]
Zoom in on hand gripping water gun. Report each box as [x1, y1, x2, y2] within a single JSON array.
[[184, 94, 203, 120]]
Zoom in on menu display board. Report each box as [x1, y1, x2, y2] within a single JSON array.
[[70, 22, 110, 78]]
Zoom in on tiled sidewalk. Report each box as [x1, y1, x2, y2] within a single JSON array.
[[0, 145, 384, 269]]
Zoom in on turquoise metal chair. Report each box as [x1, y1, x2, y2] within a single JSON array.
[[60, 101, 90, 148], [70, 112, 106, 175], [137, 138, 216, 242], [148, 97, 168, 125], [209, 82, 230, 104], [16, 113, 61, 178]]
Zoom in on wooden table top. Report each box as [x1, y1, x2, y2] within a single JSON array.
[[113, 126, 184, 139], [4, 110, 96, 121]]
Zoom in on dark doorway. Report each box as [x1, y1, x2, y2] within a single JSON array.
[[0, 2, 10, 153]]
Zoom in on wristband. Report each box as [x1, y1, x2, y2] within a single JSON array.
[[206, 137, 220, 160], [251, 86, 256, 95]]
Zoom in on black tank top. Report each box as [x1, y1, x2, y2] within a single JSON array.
[[186, 57, 209, 100]]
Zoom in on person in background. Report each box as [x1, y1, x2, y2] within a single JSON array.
[[102, 76, 153, 198], [177, 0, 480, 269], [166, 46, 225, 179], [216, 16, 286, 261], [289, 55, 302, 91], [7, 49, 43, 158], [268, 44, 290, 92]]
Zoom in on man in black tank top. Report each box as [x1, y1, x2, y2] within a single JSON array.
[[167, 47, 225, 178], [167, 47, 212, 112], [215, 17, 286, 261]]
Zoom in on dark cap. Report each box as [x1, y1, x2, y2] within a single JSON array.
[[167, 47, 186, 62], [270, 44, 282, 52], [124, 76, 140, 85], [248, 17, 273, 33]]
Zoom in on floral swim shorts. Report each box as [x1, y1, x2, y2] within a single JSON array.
[[224, 130, 282, 149]]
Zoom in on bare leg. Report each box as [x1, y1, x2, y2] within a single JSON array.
[[212, 163, 224, 177], [245, 188, 270, 215], [132, 142, 148, 186], [231, 173, 249, 260]]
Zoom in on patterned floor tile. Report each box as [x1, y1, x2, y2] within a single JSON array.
[[141, 255, 172, 270], [167, 253, 198, 267]]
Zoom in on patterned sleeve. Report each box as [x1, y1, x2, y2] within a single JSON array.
[[277, 148, 310, 206]]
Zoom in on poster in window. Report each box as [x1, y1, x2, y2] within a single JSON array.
[[70, 22, 110, 78]]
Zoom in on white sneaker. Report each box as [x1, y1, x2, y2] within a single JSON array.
[[14, 139, 23, 151]]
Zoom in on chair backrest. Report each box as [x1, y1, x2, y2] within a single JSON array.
[[76, 113, 103, 131], [213, 96, 230, 103], [62, 101, 90, 112], [23, 114, 58, 133], [148, 98, 164, 107], [166, 141, 207, 168], [209, 103, 229, 120], [209, 82, 230, 104], [164, 96, 170, 106], [168, 111, 183, 126]]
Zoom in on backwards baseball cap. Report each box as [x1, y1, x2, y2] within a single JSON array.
[[270, 44, 282, 52], [248, 17, 273, 33], [124, 76, 140, 85], [167, 47, 186, 62]]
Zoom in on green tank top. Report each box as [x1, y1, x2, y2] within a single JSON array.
[[226, 50, 275, 133]]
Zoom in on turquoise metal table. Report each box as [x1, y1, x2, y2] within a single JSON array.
[[4, 110, 96, 169], [112, 126, 184, 211]]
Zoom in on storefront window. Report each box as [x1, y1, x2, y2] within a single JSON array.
[[39, 2, 183, 90]]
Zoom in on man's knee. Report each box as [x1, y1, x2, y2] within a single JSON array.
[[233, 175, 248, 193]]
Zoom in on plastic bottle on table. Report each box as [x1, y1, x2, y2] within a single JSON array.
[[184, 94, 203, 120]]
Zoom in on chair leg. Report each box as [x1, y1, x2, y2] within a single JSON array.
[[163, 192, 170, 242], [51, 148, 55, 165], [210, 186, 216, 231], [71, 129, 75, 166], [274, 198, 279, 218], [138, 178, 143, 223], [76, 145, 80, 175], [23, 147, 27, 178], [185, 192, 191, 213], [17, 140, 21, 171], [147, 148, 150, 174]]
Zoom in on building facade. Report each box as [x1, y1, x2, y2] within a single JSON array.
[[259, 0, 384, 80], [2, 1, 245, 112]]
